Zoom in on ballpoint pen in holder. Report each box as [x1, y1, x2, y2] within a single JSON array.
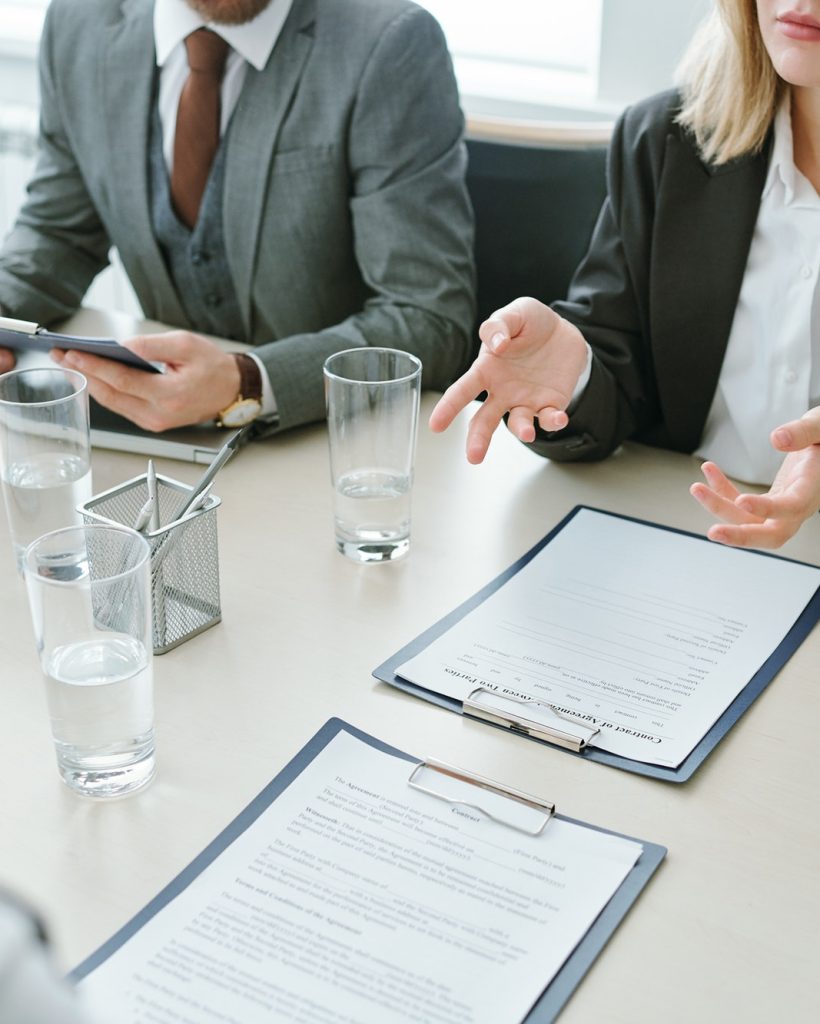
[[79, 469, 223, 654]]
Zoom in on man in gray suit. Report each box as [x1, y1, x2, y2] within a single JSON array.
[[0, 0, 475, 435]]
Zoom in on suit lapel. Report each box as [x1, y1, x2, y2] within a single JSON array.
[[650, 134, 770, 451], [102, 0, 186, 325], [223, 0, 316, 336]]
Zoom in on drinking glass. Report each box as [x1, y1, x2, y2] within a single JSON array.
[[0, 366, 91, 573], [324, 348, 421, 562], [24, 523, 155, 798]]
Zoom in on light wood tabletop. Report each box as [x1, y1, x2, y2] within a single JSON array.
[[0, 311, 817, 1023]]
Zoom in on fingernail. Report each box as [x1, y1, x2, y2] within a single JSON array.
[[773, 428, 792, 447], [489, 332, 506, 352]]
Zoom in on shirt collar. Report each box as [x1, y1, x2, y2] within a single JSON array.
[[154, 0, 294, 71], [762, 95, 814, 205]]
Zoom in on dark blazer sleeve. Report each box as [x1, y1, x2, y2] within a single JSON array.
[[526, 93, 676, 462]]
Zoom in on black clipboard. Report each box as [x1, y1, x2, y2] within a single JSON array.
[[71, 719, 666, 1023], [0, 319, 160, 372], [373, 506, 820, 783]]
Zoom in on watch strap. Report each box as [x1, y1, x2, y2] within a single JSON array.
[[234, 352, 263, 402]]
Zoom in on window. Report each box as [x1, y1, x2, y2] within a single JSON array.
[[0, 0, 710, 119], [422, 0, 602, 111], [0, 0, 48, 57], [419, 0, 711, 121]]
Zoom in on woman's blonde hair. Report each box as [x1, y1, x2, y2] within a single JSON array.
[[676, 0, 784, 165]]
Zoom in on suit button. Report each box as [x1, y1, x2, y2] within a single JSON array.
[[191, 250, 211, 266], [206, 293, 222, 308]]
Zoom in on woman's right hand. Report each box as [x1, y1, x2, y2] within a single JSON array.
[[429, 297, 590, 463]]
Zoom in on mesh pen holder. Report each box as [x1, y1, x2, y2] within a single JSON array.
[[80, 473, 222, 654]]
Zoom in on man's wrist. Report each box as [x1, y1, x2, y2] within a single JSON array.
[[215, 353, 264, 427]]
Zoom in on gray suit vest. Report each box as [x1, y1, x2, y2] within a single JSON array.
[[148, 103, 245, 342]]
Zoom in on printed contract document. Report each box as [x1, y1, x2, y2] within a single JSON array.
[[76, 727, 656, 1024], [396, 509, 820, 768]]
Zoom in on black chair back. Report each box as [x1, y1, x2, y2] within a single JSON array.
[[465, 135, 609, 332]]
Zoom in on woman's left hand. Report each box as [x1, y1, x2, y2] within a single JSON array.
[[690, 408, 820, 549]]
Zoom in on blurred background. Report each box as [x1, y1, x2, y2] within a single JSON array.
[[0, 0, 711, 318]]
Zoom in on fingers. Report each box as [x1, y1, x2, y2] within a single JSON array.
[[733, 493, 776, 518], [692, 459, 806, 549], [537, 406, 569, 432], [478, 303, 526, 353], [428, 368, 486, 433], [690, 482, 761, 525], [690, 461, 755, 526], [771, 407, 820, 451], [53, 348, 156, 400], [707, 520, 796, 550], [507, 406, 536, 444], [699, 461, 739, 501], [123, 332, 194, 364], [464, 398, 507, 465], [0, 347, 15, 373]]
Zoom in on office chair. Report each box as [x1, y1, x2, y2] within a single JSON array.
[[465, 128, 609, 334]]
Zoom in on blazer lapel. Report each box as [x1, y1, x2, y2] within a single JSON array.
[[650, 134, 770, 452], [223, 0, 316, 336], [102, 0, 186, 325]]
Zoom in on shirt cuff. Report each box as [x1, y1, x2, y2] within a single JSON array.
[[566, 342, 593, 413], [247, 351, 278, 420]]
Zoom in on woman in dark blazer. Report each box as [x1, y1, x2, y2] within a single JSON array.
[[432, 0, 820, 550]]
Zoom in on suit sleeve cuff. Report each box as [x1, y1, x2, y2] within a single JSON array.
[[247, 351, 279, 420]]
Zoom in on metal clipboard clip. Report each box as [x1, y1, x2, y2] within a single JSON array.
[[463, 687, 600, 753], [407, 757, 554, 837]]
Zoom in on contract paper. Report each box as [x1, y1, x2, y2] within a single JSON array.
[[78, 730, 641, 1024], [397, 509, 820, 768]]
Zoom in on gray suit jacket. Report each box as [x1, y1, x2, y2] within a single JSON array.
[[0, 0, 476, 431]]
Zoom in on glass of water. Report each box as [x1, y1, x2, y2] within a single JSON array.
[[0, 366, 92, 574], [324, 348, 422, 562], [24, 523, 155, 798]]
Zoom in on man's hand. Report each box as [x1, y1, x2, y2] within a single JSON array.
[[429, 297, 589, 464], [0, 348, 15, 373], [50, 331, 241, 431], [691, 408, 820, 549]]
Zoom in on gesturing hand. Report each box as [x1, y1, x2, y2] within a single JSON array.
[[51, 331, 241, 431], [691, 407, 820, 549], [429, 297, 589, 464]]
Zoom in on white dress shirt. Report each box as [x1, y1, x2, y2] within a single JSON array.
[[154, 0, 295, 418], [695, 99, 820, 484]]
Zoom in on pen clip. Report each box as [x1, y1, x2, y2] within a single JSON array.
[[463, 687, 600, 753], [407, 757, 554, 837], [132, 495, 155, 533]]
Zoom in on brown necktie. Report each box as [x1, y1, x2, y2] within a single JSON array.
[[170, 29, 230, 229]]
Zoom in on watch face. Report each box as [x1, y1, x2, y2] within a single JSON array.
[[219, 398, 262, 428]]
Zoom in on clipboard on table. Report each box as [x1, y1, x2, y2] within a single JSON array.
[[0, 316, 160, 372], [71, 719, 666, 1024], [373, 506, 820, 783]]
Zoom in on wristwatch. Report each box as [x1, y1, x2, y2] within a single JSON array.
[[216, 353, 263, 428]]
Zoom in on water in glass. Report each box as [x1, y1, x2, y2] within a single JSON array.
[[44, 633, 155, 797], [334, 467, 411, 562], [3, 452, 92, 571]]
